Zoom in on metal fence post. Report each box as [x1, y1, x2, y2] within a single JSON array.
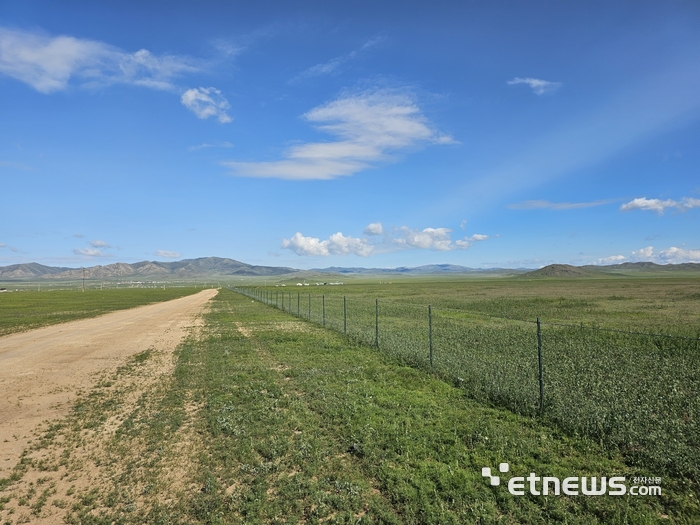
[[537, 317, 544, 412], [297, 292, 300, 316], [343, 296, 347, 335], [375, 298, 379, 347], [429, 305, 433, 367], [308, 293, 311, 320], [322, 295, 325, 327]]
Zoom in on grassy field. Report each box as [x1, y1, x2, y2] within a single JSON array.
[[0, 287, 201, 336], [257, 275, 700, 332], [2, 288, 697, 523], [237, 277, 700, 485]]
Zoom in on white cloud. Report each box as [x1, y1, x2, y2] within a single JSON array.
[[620, 196, 700, 214], [73, 247, 107, 257], [508, 77, 562, 95], [363, 222, 383, 235], [282, 225, 489, 256], [682, 198, 700, 209], [0, 27, 200, 93], [282, 233, 331, 257], [509, 199, 616, 210], [467, 234, 489, 242], [327, 232, 374, 256], [397, 227, 453, 251], [155, 250, 180, 258], [631, 246, 655, 260], [621, 197, 676, 214], [181, 87, 232, 123], [454, 233, 489, 249], [89, 239, 110, 248], [657, 246, 700, 264], [223, 88, 455, 180], [628, 245, 700, 264], [596, 255, 627, 265], [282, 232, 373, 257]]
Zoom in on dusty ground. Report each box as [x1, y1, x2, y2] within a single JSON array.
[[0, 289, 217, 477]]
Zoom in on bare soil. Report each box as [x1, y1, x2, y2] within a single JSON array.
[[0, 289, 217, 477]]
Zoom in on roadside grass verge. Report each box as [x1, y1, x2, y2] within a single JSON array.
[[0, 287, 199, 336], [2, 289, 696, 523]]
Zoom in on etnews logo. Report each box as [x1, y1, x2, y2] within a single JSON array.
[[481, 463, 661, 496]]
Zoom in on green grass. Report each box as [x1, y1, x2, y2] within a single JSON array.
[[237, 280, 700, 484], [3, 287, 697, 523], [56, 290, 700, 522], [0, 287, 200, 336], [254, 276, 700, 332]]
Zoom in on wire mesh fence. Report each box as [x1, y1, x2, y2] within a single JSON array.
[[232, 286, 700, 480]]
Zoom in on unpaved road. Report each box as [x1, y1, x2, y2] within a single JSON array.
[[0, 289, 217, 474]]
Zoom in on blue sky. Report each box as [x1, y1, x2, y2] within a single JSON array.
[[1, 1, 699, 269]]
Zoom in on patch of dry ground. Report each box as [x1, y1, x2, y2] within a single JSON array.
[[0, 289, 216, 523]]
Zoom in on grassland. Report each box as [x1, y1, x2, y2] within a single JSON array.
[[2, 288, 697, 523], [238, 276, 700, 485], [260, 275, 700, 333], [0, 287, 201, 336]]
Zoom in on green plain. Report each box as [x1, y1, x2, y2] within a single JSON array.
[[0, 287, 199, 336]]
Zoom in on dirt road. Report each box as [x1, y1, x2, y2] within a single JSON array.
[[0, 289, 217, 474]]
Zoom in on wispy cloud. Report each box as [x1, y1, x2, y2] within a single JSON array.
[[224, 88, 455, 180], [188, 141, 234, 151], [509, 199, 617, 210], [0, 27, 235, 124], [291, 36, 383, 82], [282, 222, 488, 257], [0, 160, 32, 170], [210, 38, 245, 59], [88, 239, 110, 248], [620, 196, 700, 214], [155, 250, 180, 258], [181, 87, 232, 123], [441, 56, 700, 219], [0, 243, 19, 253], [507, 77, 562, 95], [73, 247, 108, 257], [0, 27, 200, 93]]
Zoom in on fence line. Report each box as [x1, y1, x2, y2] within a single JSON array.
[[231, 286, 700, 480]]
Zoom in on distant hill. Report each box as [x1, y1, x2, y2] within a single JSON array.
[[523, 262, 700, 278], [582, 262, 700, 273], [522, 264, 597, 278], [2, 258, 699, 281], [0, 262, 73, 279], [0, 257, 296, 280]]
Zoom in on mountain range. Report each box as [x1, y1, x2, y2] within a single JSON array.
[[0, 257, 294, 280], [0, 258, 698, 281]]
